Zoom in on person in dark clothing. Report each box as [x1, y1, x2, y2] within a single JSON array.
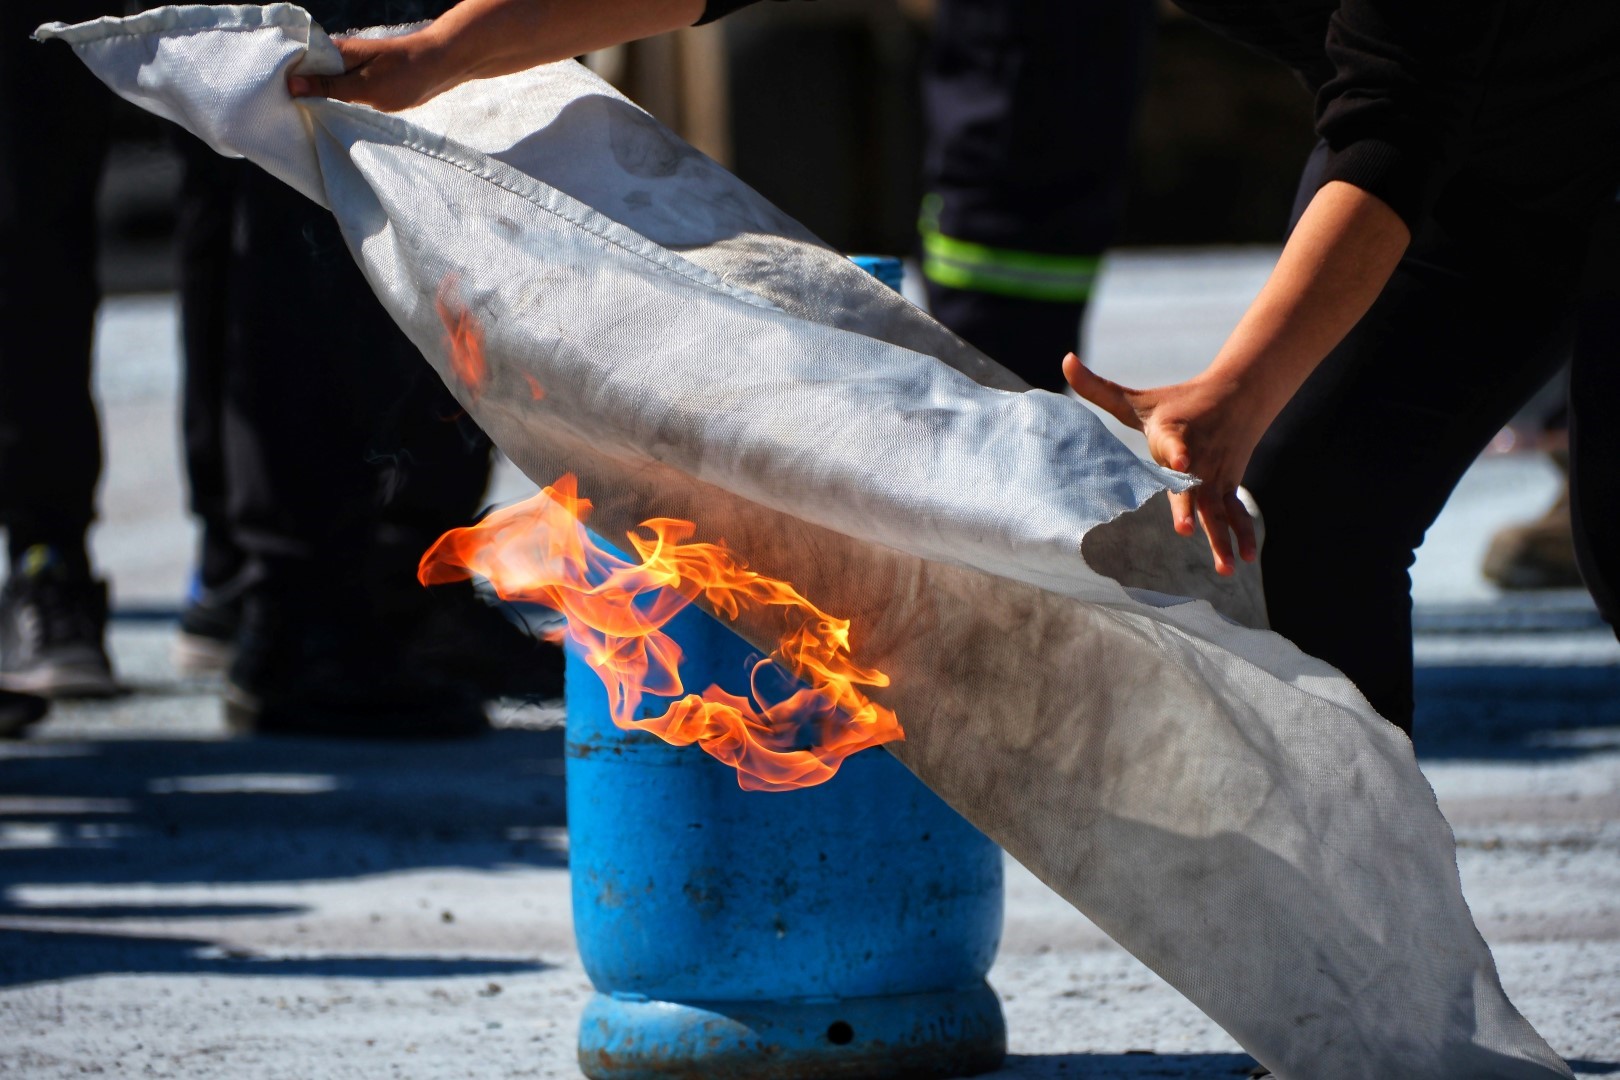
[[919, 0, 1152, 390], [168, 133, 247, 675], [0, 0, 124, 700], [1231, 151, 1619, 729], [1066, 1, 1620, 733], [285, 0, 1620, 738], [2, 0, 552, 733], [179, 145, 503, 736], [177, 0, 572, 737]]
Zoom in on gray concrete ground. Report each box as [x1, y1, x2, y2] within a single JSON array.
[[3, 250, 1618, 1077]]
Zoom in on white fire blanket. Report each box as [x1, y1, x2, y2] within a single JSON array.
[[41, 6, 1572, 1077]]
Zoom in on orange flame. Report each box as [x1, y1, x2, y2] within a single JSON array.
[[436, 277, 487, 398], [418, 475, 901, 790]]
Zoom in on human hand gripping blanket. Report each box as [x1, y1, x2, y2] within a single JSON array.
[[38, 6, 1573, 1077]]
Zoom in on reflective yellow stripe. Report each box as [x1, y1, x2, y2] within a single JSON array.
[[919, 228, 1100, 303]]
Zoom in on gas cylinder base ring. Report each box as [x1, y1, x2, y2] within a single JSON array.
[[576, 980, 1006, 1079]]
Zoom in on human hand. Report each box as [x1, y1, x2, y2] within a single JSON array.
[[1063, 352, 1261, 576], [288, 30, 454, 112], [285, 0, 708, 112]]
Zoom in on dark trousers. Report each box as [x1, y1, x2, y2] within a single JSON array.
[[3, 0, 486, 595], [1245, 148, 1620, 733], [0, 0, 116, 566], [174, 136, 237, 589], [173, 0, 490, 597], [178, 155, 492, 594], [920, 0, 1151, 389]]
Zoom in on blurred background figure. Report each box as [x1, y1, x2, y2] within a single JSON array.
[[1, 0, 561, 740], [174, 0, 563, 738], [683, 0, 1313, 373], [916, 0, 1151, 387], [1482, 370, 1580, 591], [0, 0, 126, 706], [170, 139, 502, 738]]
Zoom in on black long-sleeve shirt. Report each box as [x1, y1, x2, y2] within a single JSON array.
[[701, 0, 1620, 232]]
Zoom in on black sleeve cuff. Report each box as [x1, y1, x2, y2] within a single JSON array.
[[695, 0, 761, 25], [1315, 137, 1434, 233]]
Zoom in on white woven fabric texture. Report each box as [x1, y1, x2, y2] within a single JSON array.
[[40, 7, 1571, 1077]]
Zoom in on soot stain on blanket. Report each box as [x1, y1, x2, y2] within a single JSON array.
[[608, 105, 695, 178]]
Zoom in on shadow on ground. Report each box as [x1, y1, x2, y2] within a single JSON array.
[[998, 1052, 1257, 1077], [1, 729, 566, 886], [1415, 665, 1620, 761], [999, 1054, 1618, 1077], [0, 926, 547, 986], [0, 728, 566, 987]]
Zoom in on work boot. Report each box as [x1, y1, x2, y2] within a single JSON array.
[[223, 584, 487, 739], [1482, 470, 1581, 591], [0, 545, 119, 698], [172, 570, 246, 677], [410, 579, 565, 702], [0, 688, 48, 738], [373, 525, 564, 703]]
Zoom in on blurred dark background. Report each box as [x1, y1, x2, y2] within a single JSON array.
[[96, 0, 1317, 295], [1117, 4, 1315, 244]]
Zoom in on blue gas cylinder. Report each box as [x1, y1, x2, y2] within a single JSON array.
[[848, 253, 906, 293], [564, 255, 1006, 1079]]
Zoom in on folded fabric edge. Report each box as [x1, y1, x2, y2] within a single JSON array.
[[35, 2, 322, 46]]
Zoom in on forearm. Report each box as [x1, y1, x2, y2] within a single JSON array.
[[291, 0, 708, 109], [420, 0, 706, 86], [1201, 180, 1411, 425]]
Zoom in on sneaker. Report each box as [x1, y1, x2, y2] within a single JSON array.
[[223, 586, 487, 739], [0, 688, 48, 738], [172, 571, 245, 676], [0, 546, 119, 698]]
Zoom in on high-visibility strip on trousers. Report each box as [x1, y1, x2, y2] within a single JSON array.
[[920, 223, 1101, 303]]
